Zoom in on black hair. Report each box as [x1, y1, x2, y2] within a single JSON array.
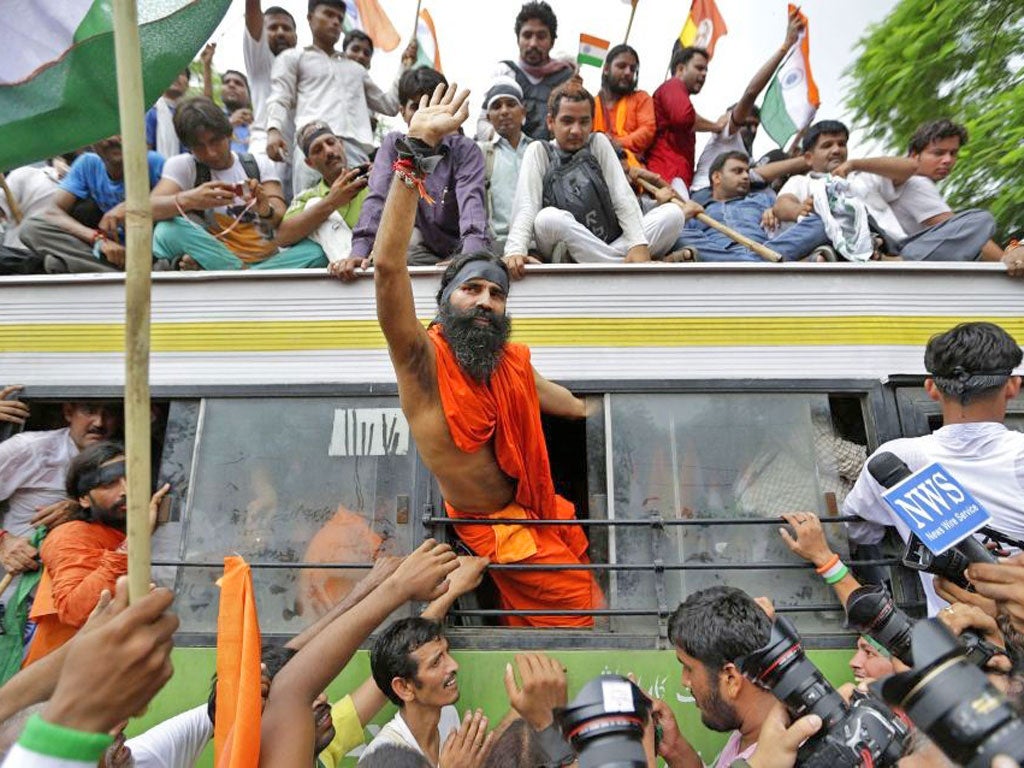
[[398, 67, 448, 107], [482, 719, 548, 768], [66, 440, 125, 499], [802, 120, 849, 153], [709, 150, 750, 181], [208, 643, 297, 726], [343, 29, 374, 54], [602, 44, 640, 91], [670, 46, 708, 75], [924, 322, 1022, 406], [370, 617, 445, 706], [360, 745, 432, 768], [548, 81, 594, 121], [222, 69, 250, 91], [173, 96, 232, 148], [908, 118, 968, 156], [264, 5, 296, 26], [308, 0, 346, 14], [514, 1, 557, 40], [436, 251, 510, 306], [668, 586, 771, 673]]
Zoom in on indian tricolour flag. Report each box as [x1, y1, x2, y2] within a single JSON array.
[[414, 9, 443, 73], [760, 4, 820, 148], [578, 34, 610, 69], [0, 0, 230, 172]]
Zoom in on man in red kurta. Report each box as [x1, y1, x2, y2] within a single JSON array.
[[369, 85, 603, 627]]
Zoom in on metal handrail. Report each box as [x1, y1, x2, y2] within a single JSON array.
[[424, 515, 862, 526]]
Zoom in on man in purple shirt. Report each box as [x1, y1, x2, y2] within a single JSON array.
[[340, 68, 489, 276]]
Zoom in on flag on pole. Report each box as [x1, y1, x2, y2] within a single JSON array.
[[578, 34, 611, 68], [760, 4, 820, 148], [413, 9, 442, 72], [214, 556, 262, 768], [677, 0, 728, 59], [343, 0, 401, 53], [0, 0, 230, 172]]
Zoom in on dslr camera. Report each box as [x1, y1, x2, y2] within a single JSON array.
[[555, 674, 651, 768], [737, 614, 910, 768]]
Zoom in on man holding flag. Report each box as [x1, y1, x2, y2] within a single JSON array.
[[759, 5, 820, 149]]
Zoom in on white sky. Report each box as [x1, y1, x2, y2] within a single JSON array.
[[203, 0, 897, 158]]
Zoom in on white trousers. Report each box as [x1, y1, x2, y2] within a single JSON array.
[[533, 204, 687, 262]]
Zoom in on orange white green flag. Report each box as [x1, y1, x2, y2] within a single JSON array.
[[578, 34, 611, 68], [414, 9, 442, 72], [678, 0, 728, 59], [760, 4, 820, 147]]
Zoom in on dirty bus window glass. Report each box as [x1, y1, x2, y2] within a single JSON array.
[[165, 397, 415, 634], [591, 393, 866, 635]]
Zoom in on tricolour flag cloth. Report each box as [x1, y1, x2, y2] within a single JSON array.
[[343, 0, 400, 53], [678, 0, 728, 59], [0, 0, 230, 172], [414, 9, 442, 72], [760, 4, 820, 148], [578, 34, 611, 69], [214, 556, 262, 768]]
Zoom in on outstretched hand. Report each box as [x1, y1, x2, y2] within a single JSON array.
[[407, 83, 471, 149]]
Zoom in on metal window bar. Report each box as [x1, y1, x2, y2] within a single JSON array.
[[421, 516, 865, 526], [151, 559, 899, 571]]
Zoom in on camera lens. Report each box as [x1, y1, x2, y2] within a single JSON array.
[[556, 675, 650, 768], [845, 584, 914, 664]]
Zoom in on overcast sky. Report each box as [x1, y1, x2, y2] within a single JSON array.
[[203, 0, 897, 158]]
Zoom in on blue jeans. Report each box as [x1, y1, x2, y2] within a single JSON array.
[[674, 215, 829, 262]]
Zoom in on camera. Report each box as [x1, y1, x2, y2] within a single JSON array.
[[874, 619, 1024, 768], [737, 614, 910, 768], [845, 583, 1004, 669], [555, 674, 650, 768]]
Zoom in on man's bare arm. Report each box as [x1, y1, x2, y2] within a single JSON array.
[[773, 193, 811, 222], [533, 367, 586, 419], [832, 156, 919, 186], [45, 190, 100, 244], [753, 156, 809, 185], [694, 113, 726, 133], [245, 0, 264, 40], [732, 9, 803, 130]]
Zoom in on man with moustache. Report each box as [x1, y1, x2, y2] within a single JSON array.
[[22, 442, 169, 665], [593, 44, 655, 168], [19, 136, 164, 273], [244, 1, 298, 155], [368, 84, 601, 627]]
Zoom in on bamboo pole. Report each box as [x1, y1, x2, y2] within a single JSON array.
[[635, 178, 783, 263], [111, 0, 154, 603], [624, 0, 639, 44], [0, 174, 23, 225], [412, 0, 423, 44], [0, 572, 12, 596]]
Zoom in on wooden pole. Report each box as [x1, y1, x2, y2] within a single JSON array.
[[635, 178, 783, 263], [0, 174, 23, 225], [624, 0, 639, 44], [411, 0, 423, 45], [111, 0, 154, 603], [0, 572, 13, 596]]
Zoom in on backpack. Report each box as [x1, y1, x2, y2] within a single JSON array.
[[502, 61, 573, 141], [541, 141, 623, 244], [194, 152, 261, 186]]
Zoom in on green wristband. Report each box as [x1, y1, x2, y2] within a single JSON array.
[[824, 564, 850, 584], [19, 714, 114, 761]]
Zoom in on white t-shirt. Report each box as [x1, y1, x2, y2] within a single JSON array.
[[243, 28, 275, 134], [843, 422, 1024, 616], [161, 153, 279, 217], [781, 172, 909, 242], [0, 427, 77, 538], [691, 123, 746, 192], [126, 704, 213, 768], [1, 165, 59, 248], [889, 175, 952, 237], [358, 706, 460, 763]]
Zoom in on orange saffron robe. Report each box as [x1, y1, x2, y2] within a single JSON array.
[[428, 325, 604, 627], [23, 521, 127, 666], [594, 91, 657, 168]]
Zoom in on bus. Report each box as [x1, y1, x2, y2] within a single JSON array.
[[2, 261, 1022, 764]]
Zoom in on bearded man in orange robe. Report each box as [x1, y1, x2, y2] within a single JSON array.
[[359, 83, 602, 627]]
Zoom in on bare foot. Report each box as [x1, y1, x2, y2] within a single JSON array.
[[178, 254, 201, 271]]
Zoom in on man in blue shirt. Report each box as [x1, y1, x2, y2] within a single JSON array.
[[673, 150, 829, 262], [19, 137, 164, 273]]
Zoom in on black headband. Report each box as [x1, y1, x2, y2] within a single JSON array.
[[75, 460, 125, 497], [440, 261, 510, 306], [299, 125, 334, 156], [931, 365, 1014, 382]]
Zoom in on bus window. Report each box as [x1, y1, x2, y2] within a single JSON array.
[[590, 392, 868, 636], [158, 397, 416, 635]]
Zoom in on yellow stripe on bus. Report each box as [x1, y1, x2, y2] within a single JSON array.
[[1, 316, 1022, 353]]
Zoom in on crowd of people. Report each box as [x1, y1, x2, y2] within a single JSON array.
[[1, 1, 1022, 276]]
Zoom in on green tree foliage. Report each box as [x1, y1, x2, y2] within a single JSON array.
[[844, 1, 1024, 240]]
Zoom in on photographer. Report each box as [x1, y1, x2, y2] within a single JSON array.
[[654, 587, 778, 767]]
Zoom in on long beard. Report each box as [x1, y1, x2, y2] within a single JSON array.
[[604, 77, 634, 96], [437, 303, 512, 383], [90, 495, 127, 531]]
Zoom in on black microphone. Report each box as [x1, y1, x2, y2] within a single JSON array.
[[868, 451, 996, 564]]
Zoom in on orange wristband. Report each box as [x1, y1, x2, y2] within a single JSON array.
[[815, 553, 840, 574]]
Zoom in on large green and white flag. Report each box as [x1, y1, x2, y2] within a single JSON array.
[[0, 0, 231, 172], [760, 4, 820, 148]]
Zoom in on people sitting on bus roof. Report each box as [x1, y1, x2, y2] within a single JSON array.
[[478, 77, 534, 257], [343, 68, 490, 277], [149, 97, 325, 271], [274, 120, 370, 280], [502, 82, 691, 275], [0, 160, 65, 276], [690, 9, 804, 205], [22, 441, 169, 667], [672, 150, 833, 262], [593, 44, 655, 170], [17, 137, 164, 274], [475, 2, 574, 144], [774, 119, 1000, 263]]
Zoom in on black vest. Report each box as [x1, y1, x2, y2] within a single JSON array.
[[502, 61, 574, 141]]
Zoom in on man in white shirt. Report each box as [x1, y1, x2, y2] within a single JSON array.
[[359, 618, 463, 765], [843, 321, 1024, 615], [478, 78, 532, 254], [243, 1, 298, 156], [265, 0, 404, 190], [502, 82, 691, 276]]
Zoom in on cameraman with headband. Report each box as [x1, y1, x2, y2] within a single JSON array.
[[843, 322, 1024, 615]]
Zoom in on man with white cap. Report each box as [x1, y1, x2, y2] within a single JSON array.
[[478, 78, 533, 254]]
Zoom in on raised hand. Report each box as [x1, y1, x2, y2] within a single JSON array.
[[0, 384, 29, 426], [779, 512, 834, 568], [502, 653, 567, 730], [439, 709, 492, 768], [387, 538, 459, 602], [407, 83, 471, 149]]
